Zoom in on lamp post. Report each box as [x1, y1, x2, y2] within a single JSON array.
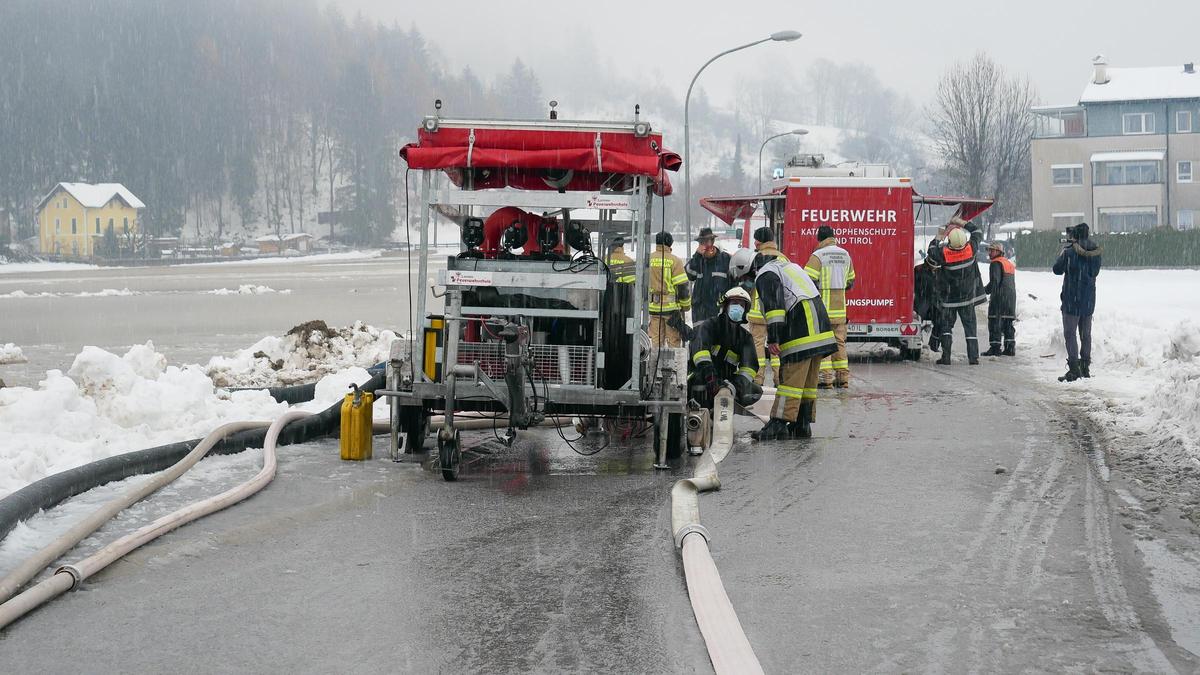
[[684, 30, 801, 253], [758, 128, 808, 194]]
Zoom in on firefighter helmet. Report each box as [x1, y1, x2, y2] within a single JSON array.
[[947, 228, 970, 250], [722, 286, 752, 305], [729, 247, 758, 280], [987, 241, 1004, 257]]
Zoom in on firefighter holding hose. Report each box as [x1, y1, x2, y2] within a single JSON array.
[[730, 247, 837, 440], [687, 287, 763, 409]]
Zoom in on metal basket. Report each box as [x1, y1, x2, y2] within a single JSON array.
[[454, 342, 595, 387]]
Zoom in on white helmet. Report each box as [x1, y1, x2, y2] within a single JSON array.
[[947, 227, 970, 250], [722, 286, 752, 305], [728, 248, 758, 280]]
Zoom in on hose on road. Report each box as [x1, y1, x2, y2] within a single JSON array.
[[670, 386, 764, 675], [0, 411, 310, 630]]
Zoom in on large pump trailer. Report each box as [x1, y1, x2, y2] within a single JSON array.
[[701, 163, 993, 359], [382, 111, 693, 480]]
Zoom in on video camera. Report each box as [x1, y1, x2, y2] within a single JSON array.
[[1061, 223, 1085, 244]]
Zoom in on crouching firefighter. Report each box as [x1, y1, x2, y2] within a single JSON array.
[[729, 247, 838, 440], [687, 287, 764, 410]]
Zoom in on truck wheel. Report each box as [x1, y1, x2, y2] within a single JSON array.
[[401, 406, 428, 454]]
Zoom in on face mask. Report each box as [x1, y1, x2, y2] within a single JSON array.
[[739, 280, 755, 292], [726, 304, 746, 322]]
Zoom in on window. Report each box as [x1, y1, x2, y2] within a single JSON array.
[[1095, 160, 1160, 185], [95, 218, 101, 232], [1099, 207, 1157, 233], [1052, 213, 1085, 232], [1123, 112, 1155, 134], [55, 218, 60, 233], [123, 217, 129, 233], [1179, 110, 1193, 133], [108, 218, 114, 233], [1179, 160, 1193, 183], [1051, 165, 1084, 186], [71, 218, 77, 234], [1179, 209, 1196, 231]]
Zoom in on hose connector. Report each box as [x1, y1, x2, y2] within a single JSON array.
[[54, 564, 83, 591], [673, 523, 710, 549]]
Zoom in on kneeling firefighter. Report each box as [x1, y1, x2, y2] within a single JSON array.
[[730, 247, 838, 440], [687, 287, 764, 409]]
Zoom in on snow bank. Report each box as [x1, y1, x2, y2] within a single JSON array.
[[206, 284, 292, 296], [1015, 268, 1200, 469], [204, 320, 395, 387], [0, 261, 101, 275], [0, 343, 26, 365], [183, 250, 383, 267], [1, 288, 138, 299]]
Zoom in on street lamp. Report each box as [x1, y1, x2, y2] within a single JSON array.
[[684, 30, 802, 252], [758, 128, 808, 193]]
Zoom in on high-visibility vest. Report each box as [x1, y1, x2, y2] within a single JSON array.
[[648, 245, 689, 313], [747, 243, 788, 323], [804, 240, 855, 321], [606, 247, 636, 284]]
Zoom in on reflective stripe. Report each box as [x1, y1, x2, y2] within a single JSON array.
[[826, 309, 847, 320], [677, 297, 691, 310], [765, 309, 786, 321], [801, 387, 818, 400], [649, 302, 680, 313], [692, 349, 712, 364], [671, 273, 689, 285], [780, 333, 836, 355], [710, 271, 728, 278], [819, 361, 835, 370], [737, 366, 756, 379], [944, 260, 974, 271], [942, 294, 987, 308], [776, 385, 805, 399], [832, 360, 849, 369], [724, 351, 740, 365]]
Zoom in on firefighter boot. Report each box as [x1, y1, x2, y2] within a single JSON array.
[[982, 343, 1002, 357], [1057, 359, 1080, 382], [789, 401, 814, 439], [967, 338, 980, 365], [928, 335, 941, 352], [1002, 341, 1016, 357], [1079, 359, 1091, 377], [936, 341, 952, 365], [752, 418, 793, 441]]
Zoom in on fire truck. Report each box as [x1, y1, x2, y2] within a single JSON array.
[[700, 156, 993, 359]]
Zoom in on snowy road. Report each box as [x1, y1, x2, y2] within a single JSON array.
[[3, 349, 1198, 672]]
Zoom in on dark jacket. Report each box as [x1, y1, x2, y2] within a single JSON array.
[[685, 249, 733, 322], [985, 256, 1017, 319], [926, 224, 986, 308], [756, 258, 838, 364], [913, 262, 939, 320], [1052, 238, 1102, 316], [687, 315, 758, 385]]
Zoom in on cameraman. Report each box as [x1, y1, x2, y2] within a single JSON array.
[[1052, 222, 1102, 382]]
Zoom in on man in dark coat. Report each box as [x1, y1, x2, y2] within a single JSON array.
[[1053, 222, 1102, 381], [982, 242, 1017, 357], [913, 253, 943, 351], [685, 227, 733, 322], [926, 218, 986, 365]]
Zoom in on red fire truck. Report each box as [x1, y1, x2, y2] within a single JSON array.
[[700, 165, 992, 360]]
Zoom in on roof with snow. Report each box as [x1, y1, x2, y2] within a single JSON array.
[[255, 232, 312, 243], [1080, 65, 1200, 103], [37, 182, 146, 212]]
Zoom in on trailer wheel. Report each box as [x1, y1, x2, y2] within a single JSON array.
[[439, 430, 461, 482], [654, 412, 687, 460], [401, 406, 428, 454]]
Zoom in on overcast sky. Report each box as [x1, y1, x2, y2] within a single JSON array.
[[332, 0, 1199, 111]]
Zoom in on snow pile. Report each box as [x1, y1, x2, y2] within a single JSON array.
[[1015, 268, 1200, 469], [0, 343, 27, 365], [207, 284, 292, 296], [1, 288, 138, 299], [205, 320, 396, 387], [0, 261, 101, 275]]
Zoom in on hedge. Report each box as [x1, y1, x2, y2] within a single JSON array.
[[1012, 228, 1200, 268]]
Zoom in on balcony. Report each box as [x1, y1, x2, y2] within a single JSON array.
[[1032, 105, 1086, 139]]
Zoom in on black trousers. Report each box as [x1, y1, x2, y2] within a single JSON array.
[[987, 316, 1015, 347], [941, 304, 979, 360], [1063, 313, 1093, 362]]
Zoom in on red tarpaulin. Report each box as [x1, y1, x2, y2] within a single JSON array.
[[912, 194, 994, 222], [400, 125, 681, 194]]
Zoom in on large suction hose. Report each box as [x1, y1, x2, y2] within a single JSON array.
[[670, 386, 764, 675], [0, 411, 310, 630]]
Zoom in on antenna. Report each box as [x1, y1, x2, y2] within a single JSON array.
[[549, 100, 558, 120], [634, 104, 641, 121], [434, 99, 442, 114]]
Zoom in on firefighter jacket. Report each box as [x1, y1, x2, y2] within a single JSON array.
[[687, 315, 758, 385], [985, 255, 1017, 319], [747, 242, 789, 324], [803, 238, 856, 323], [606, 246, 636, 284], [685, 249, 732, 321], [1052, 238, 1102, 316], [926, 225, 986, 308], [756, 258, 838, 364], [648, 244, 690, 314]]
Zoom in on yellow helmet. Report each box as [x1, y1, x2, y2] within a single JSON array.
[[947, 228, 970, 250]]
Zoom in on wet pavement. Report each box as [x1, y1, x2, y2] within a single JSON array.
[[2, 259, 1199, 672]]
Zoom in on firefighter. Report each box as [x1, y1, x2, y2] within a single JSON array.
[[685, 227, 732, 323], [648, 230, 691, 347], [605, 236, 636, 284], [687, 287, 763, 409], [730, 247, 837, 440], [926, 218, 986, 365], [913, 251, 943, 352], [745, 226, 789, 386], [981, 242, 1017, 357], [804, 225, 856, 388]]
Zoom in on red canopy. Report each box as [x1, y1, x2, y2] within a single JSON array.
[[400, 124, 681, 195], [912, 194, 994, 222]]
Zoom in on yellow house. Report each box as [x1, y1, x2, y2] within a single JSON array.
[[35, 182, 145, 257]]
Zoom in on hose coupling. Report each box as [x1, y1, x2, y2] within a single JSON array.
[[673, 523, 711, 549], [55, 564, 83, 591]]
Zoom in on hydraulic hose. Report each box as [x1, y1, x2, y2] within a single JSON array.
[[0, 410, 310, 630], [670, 386, 764, 675], [0, 420, 269, 606]]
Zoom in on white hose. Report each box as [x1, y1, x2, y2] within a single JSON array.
[[0, 420, 269, 606], [670, 387, 764, 675], [0, 412, 307, 630]]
